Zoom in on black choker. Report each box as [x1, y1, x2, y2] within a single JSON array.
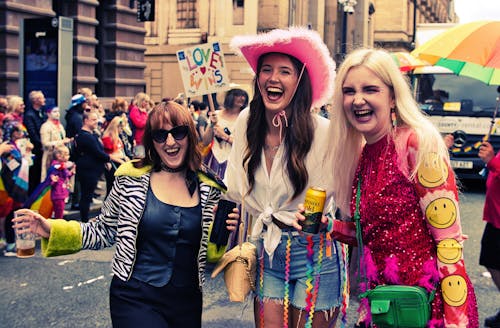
[[160, 162, 185, 173]]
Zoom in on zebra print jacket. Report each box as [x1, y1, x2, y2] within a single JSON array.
[[42, 161, 225, 289]]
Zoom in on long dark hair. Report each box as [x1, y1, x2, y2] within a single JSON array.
[[134, 101, 202, 172], [243, 53, 314, 200], [223, 88, 249, 110]]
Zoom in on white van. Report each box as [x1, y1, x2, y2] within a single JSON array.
[[410, 66, 500, 180]]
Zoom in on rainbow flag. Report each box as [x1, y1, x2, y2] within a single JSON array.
[[23, 167, 54, 218], [0, 175, 14, 217]]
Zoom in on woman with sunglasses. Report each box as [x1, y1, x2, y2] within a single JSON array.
[[13, 101, 238, 327]]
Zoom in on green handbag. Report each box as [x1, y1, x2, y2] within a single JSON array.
[[354, 177, 436, 328], [359, 285, 435, 328]]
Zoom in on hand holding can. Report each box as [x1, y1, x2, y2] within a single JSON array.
[[299, 187, 326, 234]]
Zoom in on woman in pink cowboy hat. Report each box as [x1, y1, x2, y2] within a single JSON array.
[[225, 27, 347, 327]]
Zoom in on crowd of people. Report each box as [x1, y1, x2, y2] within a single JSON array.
[[3, 25, 498, 328], [0, 89, 144, 254]]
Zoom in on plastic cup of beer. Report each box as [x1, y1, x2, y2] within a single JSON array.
[[14, 211, 36, 258]]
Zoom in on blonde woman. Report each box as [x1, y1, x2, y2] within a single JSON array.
[[328, 48, 478, 327], [4, 95, 26, 123], [106, 97, 134, 159], [102, 116, 128, 196]]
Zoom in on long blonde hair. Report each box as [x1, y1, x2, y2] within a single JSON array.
[[7, 95, 24, 115], [328, 48, 450, 216], [102, 116, 123, 145]]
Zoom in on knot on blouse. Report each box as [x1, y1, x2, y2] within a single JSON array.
[[251, 206, 282, 266]]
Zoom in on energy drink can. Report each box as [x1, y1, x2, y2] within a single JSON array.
[[301, 187, 326, 234]]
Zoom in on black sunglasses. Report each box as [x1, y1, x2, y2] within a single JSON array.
[[152, 125, 189, 143]]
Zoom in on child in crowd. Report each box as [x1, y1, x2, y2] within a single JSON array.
[[49, 145, 75, 219]]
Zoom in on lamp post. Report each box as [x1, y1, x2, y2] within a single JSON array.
[[338, 0, 357, 57]]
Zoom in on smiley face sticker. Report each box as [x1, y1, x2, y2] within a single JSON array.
[[425, 197, 457, 229], [437, 239, 462, 264], [417, 152, 448, 188], [441, 275, 467, 307]]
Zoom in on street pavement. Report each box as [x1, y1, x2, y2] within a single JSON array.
[[0, 182, 498, 327]]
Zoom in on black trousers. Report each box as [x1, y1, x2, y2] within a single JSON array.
[[77, 171, 99, 222], [109, 276, 202, 328]]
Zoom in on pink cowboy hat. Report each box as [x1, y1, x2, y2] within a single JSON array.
[[230, 26, 336, 108]]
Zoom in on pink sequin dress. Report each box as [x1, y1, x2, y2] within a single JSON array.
[[351, 131, 478, 328]]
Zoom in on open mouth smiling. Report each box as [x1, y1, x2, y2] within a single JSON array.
[[354, 109, 372, 118], [165, 147, 180, 156], [266, 87, 283, 101]]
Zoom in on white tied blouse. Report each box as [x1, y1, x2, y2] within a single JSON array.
[[224, 108, 334, 263]]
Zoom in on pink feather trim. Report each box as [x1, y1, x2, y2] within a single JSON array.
[[428, 318, 444, 328], [383, 256, 401, 284], [363, 247, 379, 282], [418, 259, 439, 292]]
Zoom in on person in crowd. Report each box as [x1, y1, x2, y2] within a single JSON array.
[[0, 96, 8, 127], [65, 94, 88, 140], [48, 145, 75, 219], [201, 88, 249, 256], [0, 128, 15, 250], [106, 97, 134, 159], [13, 100, 239, 327], [4, 95, 26, 124], [225, 27, 345, 327], [129, 92, 151, 158], [73, 111, 121, 222], [1, 120, 33, 256], [89, 95, 106, 136], [40, 106, 72, 181], [65, 94, 88, 211], [190, 100, 208, 141], [101, 116, 129, 196], [327, 48, 478, 327], [319, 104, 330, 119], [77, 87, 93, 100], [24, 90, 47, 191], [202, 88, 248, 178], [105, 97, 128, 123], [477, 141, 500, 327]]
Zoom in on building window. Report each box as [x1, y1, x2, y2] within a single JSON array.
[[177, 0, 198, 29], [233, 0, 244, 25]]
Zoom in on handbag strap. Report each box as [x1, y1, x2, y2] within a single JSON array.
[[354, 175, 367, 288], [354, 174, 437, 303], [238, 196, 246, 246]]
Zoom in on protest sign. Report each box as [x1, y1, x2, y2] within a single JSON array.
[[177, 42, 230, 98]]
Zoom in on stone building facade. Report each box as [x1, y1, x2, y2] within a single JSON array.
[[0, 0, 456, 108], [0, 0, 146, 109], [143, 0, 457, 105]]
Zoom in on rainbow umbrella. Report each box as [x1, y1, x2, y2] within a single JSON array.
[[411, 20, 500, 85], [391, 51, 429, 72]]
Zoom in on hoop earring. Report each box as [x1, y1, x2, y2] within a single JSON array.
[[391, 107, 397, 128]]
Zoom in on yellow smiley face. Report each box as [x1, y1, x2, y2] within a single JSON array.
[[441, 275, 467, 307], [425, 197, 457, 228], [417, 153, 448, 188], [437, 239, 462, 264]]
